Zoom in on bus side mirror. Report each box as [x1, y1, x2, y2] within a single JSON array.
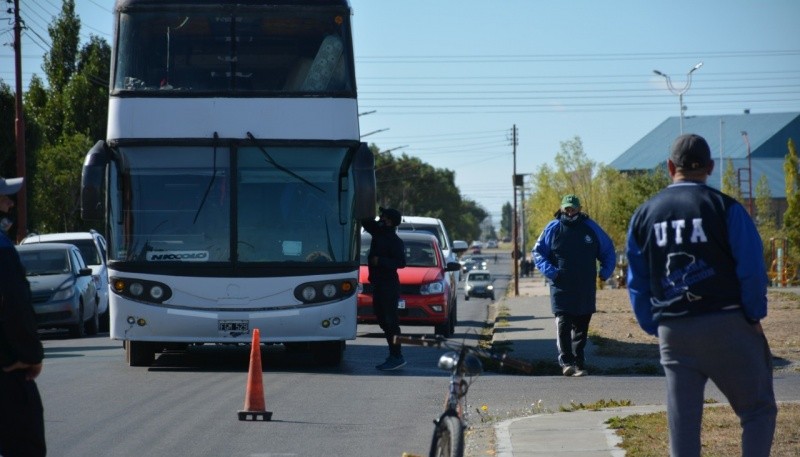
[[352, 142, 376, 220], [81, 141, 109, 221]]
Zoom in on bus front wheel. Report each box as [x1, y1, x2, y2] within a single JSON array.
[[310, 341, 345, 367], [126, 341, 156, 367]]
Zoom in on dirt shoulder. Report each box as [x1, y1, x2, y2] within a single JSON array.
[[591, 288, 800, 372]]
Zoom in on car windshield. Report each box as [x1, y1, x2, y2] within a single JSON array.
[[469, 273, 490, 281], [359, 235, 438, 268], [397, 223, 447, 251], [19, 250, 70, 276], [405, 240, 437, 267], [37, 239, 100, 266]]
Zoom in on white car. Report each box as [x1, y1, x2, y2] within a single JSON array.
[[398, 216, 463, 282], [21, 230, 110, 330]]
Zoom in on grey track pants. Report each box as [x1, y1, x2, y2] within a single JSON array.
[[658, 311, 777, 457]]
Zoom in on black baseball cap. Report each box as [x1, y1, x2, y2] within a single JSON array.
[[670, 134, 712, 170], [379, 207, 402, 226]]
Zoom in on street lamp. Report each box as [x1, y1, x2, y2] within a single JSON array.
[[380, 145, 408, 154], [360, 127, 389, 139], [653, 62, 703, 134]]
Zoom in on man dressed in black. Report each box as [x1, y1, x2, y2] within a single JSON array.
[[361, 207, 406, 370], [0, 176, 46, 456]]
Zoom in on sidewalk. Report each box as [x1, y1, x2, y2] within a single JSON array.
[[488, 271, 800, 456], [489, 272, 658, 456]]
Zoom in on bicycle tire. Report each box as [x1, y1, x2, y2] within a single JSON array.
[[428, 414, 464, 457]]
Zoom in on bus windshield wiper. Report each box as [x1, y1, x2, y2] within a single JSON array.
[[246, 132, 324, 193], [193, 132, 219, 224]]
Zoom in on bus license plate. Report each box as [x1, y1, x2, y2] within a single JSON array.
[[218, 320, 249, 334], [398, 299, 406, 310]]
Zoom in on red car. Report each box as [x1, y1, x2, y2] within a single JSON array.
[[358, 231, 462, 337]]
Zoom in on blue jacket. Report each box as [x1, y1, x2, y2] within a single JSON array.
[[626, 181, 768, 335], [532, 212, 616, 315], [0, 232, 43, 368]]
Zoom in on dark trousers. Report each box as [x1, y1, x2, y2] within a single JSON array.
[[555, 312, 592, 368], [372, 281, 402, 357], [0, 370, 46, 457]]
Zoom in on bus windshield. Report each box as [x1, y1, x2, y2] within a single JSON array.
[[114, 7, 354, 93], [111, 145, 356, 264]]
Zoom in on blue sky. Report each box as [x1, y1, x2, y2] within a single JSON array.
[[3, 0, 799, 222]]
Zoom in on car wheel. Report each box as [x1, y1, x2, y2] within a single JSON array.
[[85, 299, 100, 336], [464, 294, 470, 301], [434, 306, 455, 338], [448, 302, 457, 334], [69, 303, 86, 338], [490, 294, 495, 301]]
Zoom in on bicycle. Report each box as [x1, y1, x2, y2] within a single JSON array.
[[395, 335, 533, 457]]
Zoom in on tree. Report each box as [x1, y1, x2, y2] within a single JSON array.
[[606, 166, 670, 245], [63, 36, 111, 141], [42, 0, 80, 95], [754, 174, 779, 266], [24, 2, 111, 231], [371, 145, 484, 242], [500, 202, 512, 239], [722, 159, 743, 202], [30, 133, 94, 233], [784, 138, 800, 260], [0, 82, 15, 177], [524, 136, 632, 248]]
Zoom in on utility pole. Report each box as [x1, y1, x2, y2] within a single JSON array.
[[13, 0, 27, 241], [511, 125, 519, 296]]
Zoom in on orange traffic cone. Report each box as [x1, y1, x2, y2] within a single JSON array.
[[237, 328, 273, 421]]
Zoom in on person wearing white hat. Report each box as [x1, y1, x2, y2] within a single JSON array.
[[0, 176, 47, 457]]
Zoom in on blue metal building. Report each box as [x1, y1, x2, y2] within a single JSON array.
[[609, 111, 800, 199]]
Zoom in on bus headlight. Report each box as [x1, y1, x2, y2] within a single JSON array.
[[322, 284, 337, 298], [150, 286, 164, 300], [301, 286, 317, 301], [110, 277, 172, 304], [129, 282, 144, 297], [294, 280, 357, 304]]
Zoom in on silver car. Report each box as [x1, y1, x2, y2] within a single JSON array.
[[464, 270, 495, 301], [21, 230, 109, 330], [16, 243, 100, 338]]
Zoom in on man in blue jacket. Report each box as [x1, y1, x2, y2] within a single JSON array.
[[0, 176, 46, 457], [626, 134, 776, 456], [532, 194, 615, 377]]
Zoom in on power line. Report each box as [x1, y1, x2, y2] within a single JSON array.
[[356, 49, 800, 64]]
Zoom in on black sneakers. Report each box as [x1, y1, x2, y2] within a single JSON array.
[[376, 355, 406, 371]]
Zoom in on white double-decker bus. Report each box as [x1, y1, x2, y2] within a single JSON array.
[[81, 0, 375, 366]]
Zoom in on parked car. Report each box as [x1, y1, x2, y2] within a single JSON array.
[[358, 231, 461, 337], [397, 216, 464, 284], [16, 243, 100, 338], [470, 256, 489, 270], [464, 270, 495, 300], [21, 230, 110, 330], [452, 240, 469, 256]]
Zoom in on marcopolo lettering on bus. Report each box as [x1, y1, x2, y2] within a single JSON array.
[[147, 251, 210, 262]]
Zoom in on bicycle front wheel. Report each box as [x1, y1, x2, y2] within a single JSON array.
[[429, 414, 464, 457]]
